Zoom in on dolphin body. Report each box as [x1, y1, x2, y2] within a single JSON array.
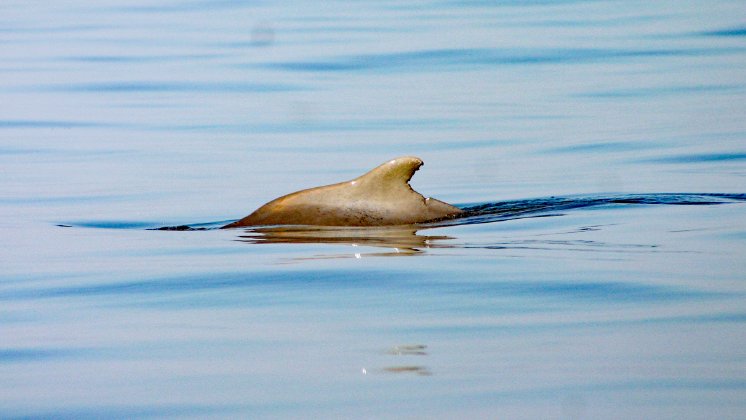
[[222, 156, 463, 228]]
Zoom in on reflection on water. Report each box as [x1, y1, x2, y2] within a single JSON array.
[[364, 344, 432, 376], [381, 366, 432, 376], [236, 225, 453, 256], [386, 344, 428, 356]]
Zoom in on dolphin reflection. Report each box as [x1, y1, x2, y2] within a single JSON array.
[[233, 225, 454, 256]]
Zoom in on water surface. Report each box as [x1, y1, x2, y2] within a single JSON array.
[[2, 1, 746, 418]]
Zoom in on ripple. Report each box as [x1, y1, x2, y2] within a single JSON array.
[[113, 0, 256, 13], [0, 347, 93, 363], [11, 404, 238, 420], [0, 268, 718, 308], [576, 84, 741, 98], [263, 47, 740, 73], [703, 26, 746, 37], [0, 120, 115, 129], [547, 141, 662, 154], [640, 152, 746, 164], [33, 81, 303, 93], [63, 54, 225, 63]]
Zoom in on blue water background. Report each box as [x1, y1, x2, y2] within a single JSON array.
[[1, 1, 746, 418]]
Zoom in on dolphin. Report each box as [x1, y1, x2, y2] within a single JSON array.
[[222, 156, 463, 228]]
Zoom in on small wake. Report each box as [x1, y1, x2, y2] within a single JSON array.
[[447, 193, 746, 226]]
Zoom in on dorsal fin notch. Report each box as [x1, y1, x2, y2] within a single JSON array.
[[356, 156, 423, 188]]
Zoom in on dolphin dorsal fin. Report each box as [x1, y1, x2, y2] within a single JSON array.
[[355, 156, 423, 192], [222, 155, 463, 227]]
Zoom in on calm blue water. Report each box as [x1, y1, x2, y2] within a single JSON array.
[[2, 1, 746, 418]]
